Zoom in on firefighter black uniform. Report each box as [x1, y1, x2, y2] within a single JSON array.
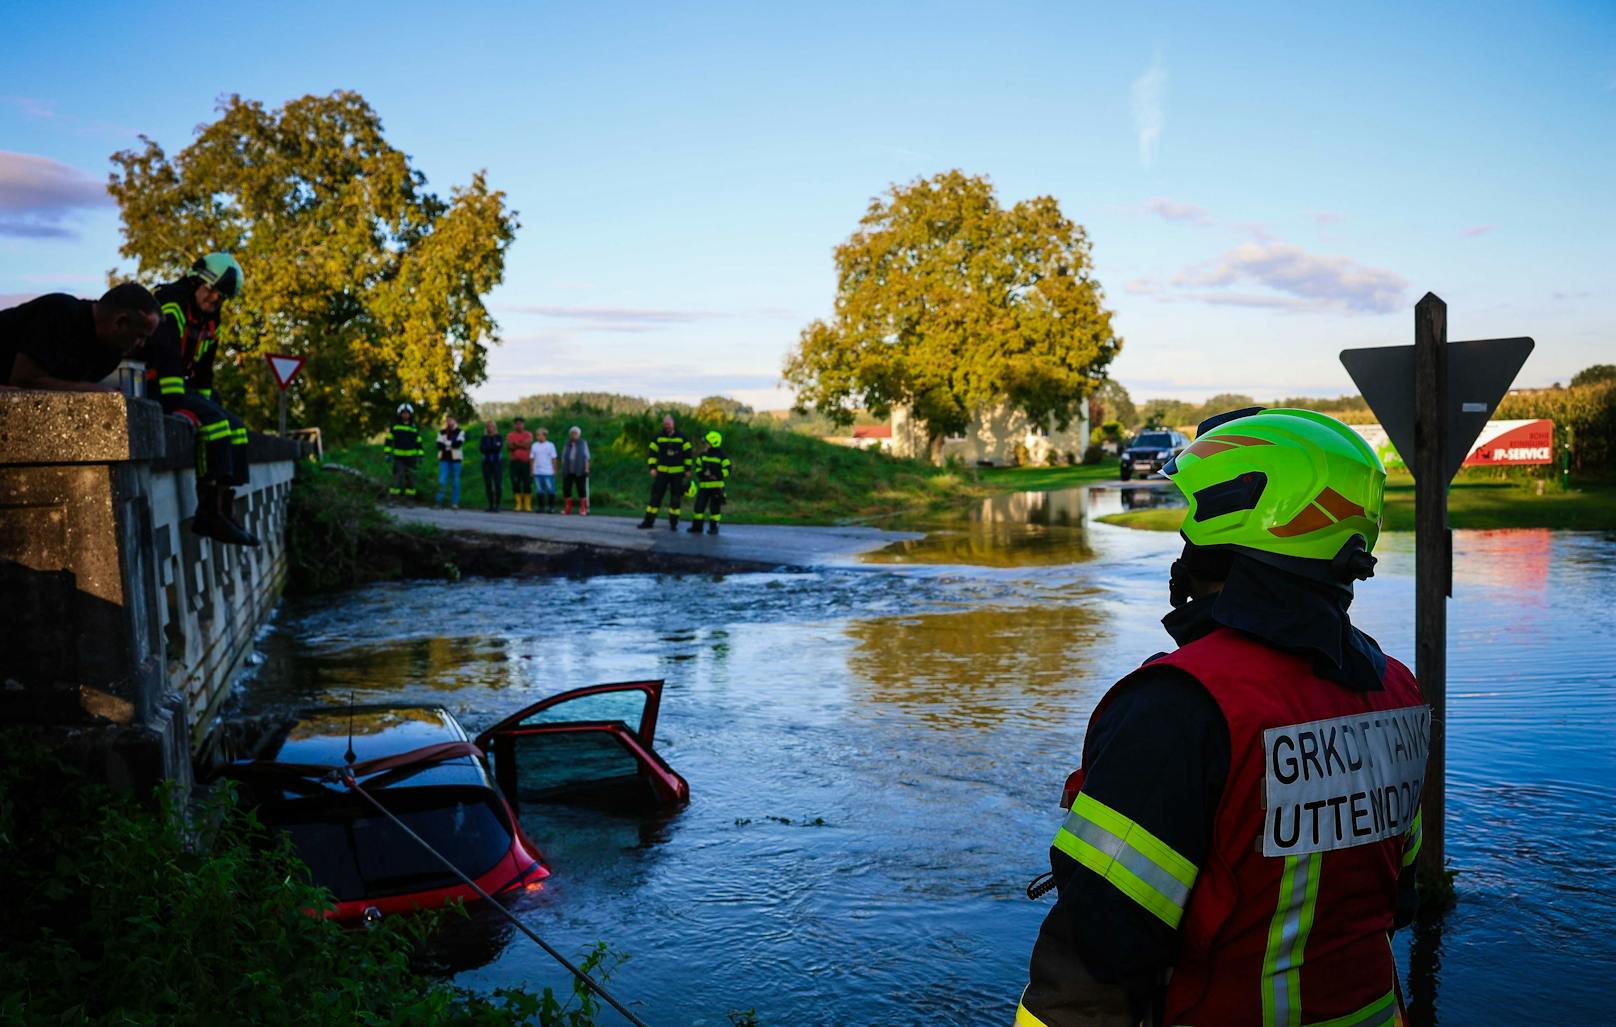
[[384, 412, 423, 499], [638, 423, 692, 530], [141, 272, 256, 546], [687, 431, 731, 535]]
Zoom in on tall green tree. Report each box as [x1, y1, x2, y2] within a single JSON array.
[[783, 171, 1120, 458], [109, 91, 517, 441]]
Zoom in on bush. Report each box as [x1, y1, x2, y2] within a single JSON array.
[[0, 737, 616, 1025]]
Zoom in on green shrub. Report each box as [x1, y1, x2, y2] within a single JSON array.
[[0, 738, 617, 1026]]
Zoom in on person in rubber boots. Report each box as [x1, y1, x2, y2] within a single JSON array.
[[687, 430, 731, 534], [385, 403, 424, 500], [1015, 408, 1427, 1027], [141, 253, 259, 546], [638, 413, 691, 531]]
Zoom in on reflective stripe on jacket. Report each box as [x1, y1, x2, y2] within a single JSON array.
[[647, 432, 691, 474], [1038, 626, 1424, 1027], [696, 446, 730, 489], [384, 424, 422, 458]]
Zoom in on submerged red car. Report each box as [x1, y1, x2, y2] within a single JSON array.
[[223, 679, 689, 923]]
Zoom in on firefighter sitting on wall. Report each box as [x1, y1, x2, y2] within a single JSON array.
[[384, 403, 423, 500], [1015, 407, 1427, 1027], [687, 430, 731, 535], [141, 253, 257, 547], [638, 413, 692, 531]]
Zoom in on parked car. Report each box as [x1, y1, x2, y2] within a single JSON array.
[[1120, 429, 1190, 480], [221, 680, 688, 923]]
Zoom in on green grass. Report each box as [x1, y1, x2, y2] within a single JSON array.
[[327, 411, 1124, 525], [1098, 472, 1616, 533]]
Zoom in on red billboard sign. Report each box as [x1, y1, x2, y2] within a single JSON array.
[[1464, 418, 1554, 466]]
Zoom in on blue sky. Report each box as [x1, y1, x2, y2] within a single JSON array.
[[2, 1, 1611, 409]]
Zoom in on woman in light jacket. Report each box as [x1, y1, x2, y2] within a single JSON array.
[[560, 425, 591, 515]]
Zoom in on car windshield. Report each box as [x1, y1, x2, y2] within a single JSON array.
[[265, 786, 514, 902], [1135, 433, 1174, 448]]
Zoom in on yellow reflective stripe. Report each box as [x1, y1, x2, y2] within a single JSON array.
[[1302, 990, 1399, 1027], [230, 427, 248, 445], [1263, 852, 1322, 1027], [1014, 994, 1052, 1027], [1401, 807, 1423, 867], [158, 376, 185, 395], [198, 388, 213, 399], [161, 302, 186, 334], [1051, 792, 1198, 928]]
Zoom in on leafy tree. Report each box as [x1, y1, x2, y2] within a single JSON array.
[[1570, 364, 1616, 388], [784, 171, 1120, 459], [109, 91, 517, 442], [1087, 378, 1137, 431]]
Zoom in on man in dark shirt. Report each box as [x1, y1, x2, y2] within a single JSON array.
[[0, 284, 159, 391]]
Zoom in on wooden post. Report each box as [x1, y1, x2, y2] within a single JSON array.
[[278, 389, 288, 438], [1412, 292, 1448, 887]]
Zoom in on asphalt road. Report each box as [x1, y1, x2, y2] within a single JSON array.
[[388, 504, 921, 569]]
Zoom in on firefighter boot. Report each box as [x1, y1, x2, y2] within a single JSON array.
[[637, 512, 655, 529], [668, 514, 679, 532], [191, 484, 257, 547], [708, 521, 719, 535], [220, 487, 261, 547], [687, 518, 702, 534]]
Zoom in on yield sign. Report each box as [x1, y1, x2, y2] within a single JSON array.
[[1340, 336, 1533, 483], [265, 353, 307, 391]]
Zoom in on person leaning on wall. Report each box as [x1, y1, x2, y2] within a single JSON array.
[[0, 283, 159, 392]]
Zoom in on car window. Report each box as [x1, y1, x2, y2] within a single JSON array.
[[1136, 433, 1173, 448], [505, 730, 648, 803], [267, 787, 513, 902], [511, 690, 648, 732]]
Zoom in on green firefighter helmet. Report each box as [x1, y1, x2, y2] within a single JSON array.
[[1163, 408, 1385, 564], [705, 430, 722, 447], [191, 252, 243, 299]]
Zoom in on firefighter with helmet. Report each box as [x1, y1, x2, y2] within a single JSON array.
[[1015, 407, 1428, 1027], [385, 403, 424, 500], [141, 252, 258, 546], [687, 430, 731, 534]]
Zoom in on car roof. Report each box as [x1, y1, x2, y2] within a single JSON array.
[[243, 705, 490, 796]]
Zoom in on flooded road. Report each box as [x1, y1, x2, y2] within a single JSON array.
[[232, 486, 1616, 1025]]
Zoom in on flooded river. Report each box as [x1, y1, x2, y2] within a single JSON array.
[[233, 487, 1616, 1025]]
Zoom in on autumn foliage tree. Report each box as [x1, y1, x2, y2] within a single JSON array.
[[784, 171, 1120, 457], [109, 91, 517, 441]]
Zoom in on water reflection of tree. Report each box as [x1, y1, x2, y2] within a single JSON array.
[[866, 524, 1094, 567], [304, 636, 520, 698], [846, 602, 1108, 729]]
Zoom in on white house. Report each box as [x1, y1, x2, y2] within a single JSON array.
[[889, 402, 1089, 467]]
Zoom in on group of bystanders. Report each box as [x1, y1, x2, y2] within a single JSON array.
[[386, 411, 593, 515]]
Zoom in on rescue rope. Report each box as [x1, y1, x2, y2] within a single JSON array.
[[341, 773, 651, 1027]]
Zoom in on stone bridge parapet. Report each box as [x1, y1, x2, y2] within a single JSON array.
[[0, 390, 303, 795]]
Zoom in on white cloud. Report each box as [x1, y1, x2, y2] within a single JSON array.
[[1168, 240, 1408, 315], [0, 151, 111, 239], [1313, 211, 1346, 224], [1461, 224, 1497, 237], [1143, 197, 1209, 225], [1131, 53, 1167, 169]]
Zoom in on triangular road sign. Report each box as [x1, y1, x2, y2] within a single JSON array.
[[265, 353, 307, 390], [1340, 336, 1533, 484]]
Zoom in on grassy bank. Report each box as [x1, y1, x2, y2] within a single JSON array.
[[328, 411, 1119, 525], [1097, 473, 1616, 533], [0, 739, 620, 1026]]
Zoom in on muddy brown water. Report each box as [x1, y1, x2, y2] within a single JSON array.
[[232, 486, 1616, 1025]]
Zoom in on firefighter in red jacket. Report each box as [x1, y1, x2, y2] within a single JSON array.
[[1016, 407, 1428, 1027]]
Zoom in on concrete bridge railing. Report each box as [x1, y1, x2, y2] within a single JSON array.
[[0, 390, 302, 795]]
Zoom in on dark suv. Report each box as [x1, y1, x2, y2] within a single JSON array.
[[1120, 429, 1189, 480]]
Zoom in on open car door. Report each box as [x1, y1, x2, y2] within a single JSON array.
[[474, 679, 689, 809]]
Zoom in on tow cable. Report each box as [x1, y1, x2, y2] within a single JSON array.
[[341, 772, 651, 1027]]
